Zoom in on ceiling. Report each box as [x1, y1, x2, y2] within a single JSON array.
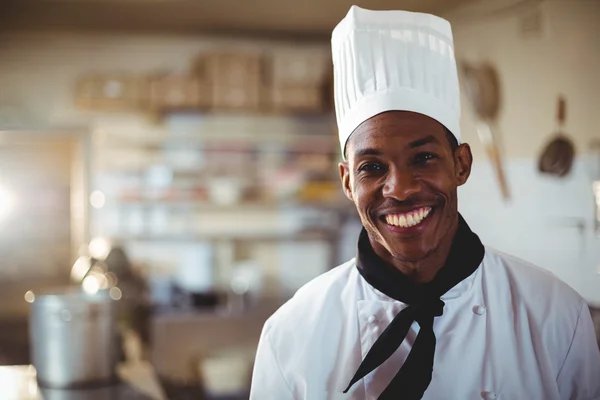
[[0, 0, 478, 38]]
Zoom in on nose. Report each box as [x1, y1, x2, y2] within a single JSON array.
[[382, 166, 422, 201]]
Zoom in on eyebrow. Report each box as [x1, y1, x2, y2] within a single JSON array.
[[408, 135, 440, 148], [353, 148, 383, 158]]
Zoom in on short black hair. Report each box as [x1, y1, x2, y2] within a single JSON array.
[[343, 128, 459, 159]]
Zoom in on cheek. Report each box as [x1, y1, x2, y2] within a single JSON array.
[[351, 181, 378, 213], [419, 168, 457, 195]]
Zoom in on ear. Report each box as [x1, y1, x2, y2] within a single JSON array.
[[454, 143, 473, 186], [338, 161, 353, 201]]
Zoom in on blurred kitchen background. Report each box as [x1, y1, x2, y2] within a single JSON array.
[[0, 0, 598, 398]]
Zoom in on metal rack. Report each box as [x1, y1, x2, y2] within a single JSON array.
[[88, 113, 349, 300]]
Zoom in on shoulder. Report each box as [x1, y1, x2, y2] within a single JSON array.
[[482, 247, 584, 322], [259, 258, 361, 383], [255, 260, 364, 396]]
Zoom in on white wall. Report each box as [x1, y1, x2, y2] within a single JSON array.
[[451, 0, 600, 159], [451, 1, 600, 304], [460, 157, 599, 303]]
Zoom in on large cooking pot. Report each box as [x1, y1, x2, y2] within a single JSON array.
[[28, 288, 119, 388]]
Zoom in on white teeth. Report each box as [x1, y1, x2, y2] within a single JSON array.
[[399, 215, 407, 226], [385, 207, 432, 228]]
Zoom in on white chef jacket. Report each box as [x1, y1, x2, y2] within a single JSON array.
[[250, 247, 600, 400]]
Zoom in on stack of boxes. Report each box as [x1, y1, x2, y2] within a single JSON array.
[[266, 48, 332, 112], [148, 75, 210, 110], [199, 52, 263, 111], [74, 46, 332, 115]]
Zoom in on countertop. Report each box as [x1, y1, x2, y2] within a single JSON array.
[[0, 362, 166, 400]]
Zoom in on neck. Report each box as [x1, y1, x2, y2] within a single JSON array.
[[370, 216, 459, 284]]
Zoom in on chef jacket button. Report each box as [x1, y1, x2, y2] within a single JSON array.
[[473, 305, 486, 315], [481, 391, 497, 400], [367, 315, 377, 324]]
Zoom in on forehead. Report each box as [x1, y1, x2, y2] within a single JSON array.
[[348, 111, 446, 150]]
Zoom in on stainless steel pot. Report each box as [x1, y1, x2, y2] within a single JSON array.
[[28, 288, 119, 388]]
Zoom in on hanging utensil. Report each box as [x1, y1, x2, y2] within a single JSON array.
[[462, 61, 510, 200], [538, 95, 576, 177]]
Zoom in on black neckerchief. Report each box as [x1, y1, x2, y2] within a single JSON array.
[[344, 213, 485, 399]]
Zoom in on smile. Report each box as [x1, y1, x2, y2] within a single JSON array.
[[384, 207, 432, 228]]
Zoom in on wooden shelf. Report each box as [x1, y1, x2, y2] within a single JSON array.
[[109, 199, 348, 210], [152, 107, 335, 119], [109, 229, 337, 243], [94, 114, 337, 149], [98, 134, 339, 153]]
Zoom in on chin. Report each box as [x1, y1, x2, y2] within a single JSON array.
[[389, 247, 432, 264]]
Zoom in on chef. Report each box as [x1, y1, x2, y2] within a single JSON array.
[[250, 5, 600, 400]]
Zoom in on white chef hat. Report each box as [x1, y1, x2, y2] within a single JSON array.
[[332, 6, 461, 158]]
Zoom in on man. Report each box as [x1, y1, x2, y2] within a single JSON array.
[[250, 6, 600, 400]]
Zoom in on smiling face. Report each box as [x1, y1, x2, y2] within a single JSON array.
[[339, 111, 473, 273]]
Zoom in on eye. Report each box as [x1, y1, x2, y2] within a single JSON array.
[[413, 153, 438, 164], [358, 162, 386, 173]]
